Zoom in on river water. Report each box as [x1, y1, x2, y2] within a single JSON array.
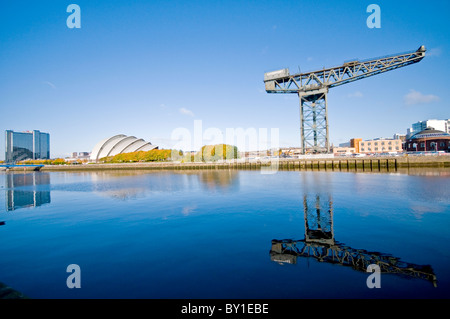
[[0, 168, 449, 299]]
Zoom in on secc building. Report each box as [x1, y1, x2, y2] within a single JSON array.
[[90, 134, 158, 162]]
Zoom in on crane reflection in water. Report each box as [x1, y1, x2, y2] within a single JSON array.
[[270, 175, 438, 287]]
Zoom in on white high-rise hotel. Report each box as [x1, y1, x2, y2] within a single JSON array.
[[407, 119, 450, 138]]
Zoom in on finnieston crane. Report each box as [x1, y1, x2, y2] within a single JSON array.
[[264, 45, 426, 154], [269, 193, 438, 287]]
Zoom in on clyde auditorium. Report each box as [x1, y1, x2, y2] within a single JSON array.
[[90, 134, 158, 162]]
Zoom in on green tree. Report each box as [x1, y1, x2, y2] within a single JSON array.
[[100, 149, 182, 163], [200, 144, 239, 162]]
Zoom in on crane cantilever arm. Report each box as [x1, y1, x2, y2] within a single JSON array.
[[265, 45, 426, 94], [270, 238, 437, 287]]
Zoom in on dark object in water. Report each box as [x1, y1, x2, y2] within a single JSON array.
[[0, 282, 29, 299]]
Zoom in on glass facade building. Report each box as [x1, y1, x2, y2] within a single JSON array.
[[5, 130, 50, 163], [408, 119, 450, 138]]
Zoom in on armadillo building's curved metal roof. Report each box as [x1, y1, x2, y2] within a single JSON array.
[[409, 128, 450, 140], [90, 134, 158, 162]]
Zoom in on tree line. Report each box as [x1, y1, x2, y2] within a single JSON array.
[[12, 144, 240, 165], [100, 144, 239, 163]]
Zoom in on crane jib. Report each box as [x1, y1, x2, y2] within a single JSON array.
[[263, 45, 426, 154], [264, 45, 426, 93]]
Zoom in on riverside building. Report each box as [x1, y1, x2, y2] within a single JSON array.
[[359, 138, 403, 154], [90, 134, 158, 162], [407, 119, 450, 138], [405, 127, 450, 152], [5, 130, 50, 163]]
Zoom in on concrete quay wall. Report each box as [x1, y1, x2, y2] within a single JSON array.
[[32, 155, 450, 172]]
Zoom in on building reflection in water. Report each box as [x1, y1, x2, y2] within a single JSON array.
[[196, 170, 239, 191], [86, 170, 239, 200], [270, 191, 438, 287], [5, 172, 51, 211]]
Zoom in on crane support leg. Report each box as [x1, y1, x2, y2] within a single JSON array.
[[299, 89, 330, 154], [303, 193, 334, 245]]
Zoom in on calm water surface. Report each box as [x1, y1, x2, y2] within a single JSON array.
[[0, 169, 449, 299]]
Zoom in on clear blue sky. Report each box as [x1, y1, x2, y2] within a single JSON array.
[[1, 0, 449, 159]]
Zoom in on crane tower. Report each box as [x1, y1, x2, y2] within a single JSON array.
[[264, 45, 426, 154], [269, 193, 437, 287]]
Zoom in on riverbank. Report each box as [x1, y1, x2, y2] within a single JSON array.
[[1, 155, 449, 173], [22, 154, 448, 172]]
